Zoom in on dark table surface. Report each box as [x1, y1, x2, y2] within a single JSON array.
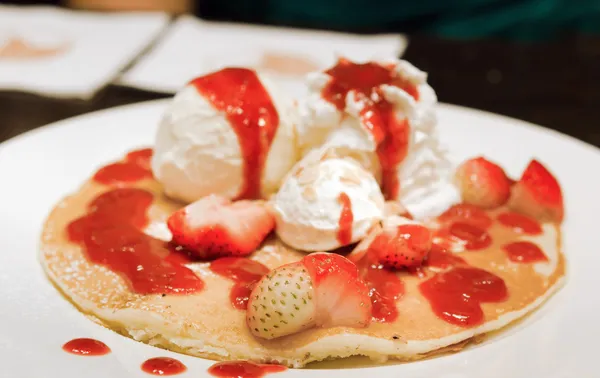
[[1, 34, 599, 148]]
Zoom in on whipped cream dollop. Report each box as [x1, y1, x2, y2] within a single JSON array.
[[273, 146, 385, 251], [296, 58, 455, 218], [151, 70, 297, 203]]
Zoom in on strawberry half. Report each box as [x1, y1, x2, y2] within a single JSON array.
[[350, 216, 432, 269], [167, 194, 275, 259], [303, 253, 372, 328], [247, 252, 371, 340], [509, 159, 564, 223], [455, 156, 511, 209]]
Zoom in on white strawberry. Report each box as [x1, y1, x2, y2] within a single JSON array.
[[246, 262, 316, 339], [246, 252, 371, 340]]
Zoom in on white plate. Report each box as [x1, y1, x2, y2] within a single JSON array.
[[0, 100, 598, 378]]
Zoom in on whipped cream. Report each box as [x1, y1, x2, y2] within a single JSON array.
[[296, 59, 454, 218], [272, 146, 385, 251], [151, 72, 297, 203]]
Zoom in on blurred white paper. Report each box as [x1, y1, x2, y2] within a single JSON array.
[[119, 15, 407, 95], [0, 6, 169, 99]]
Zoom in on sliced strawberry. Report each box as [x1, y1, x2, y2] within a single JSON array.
[[376, 223, 432, 269], [455, 157, 511, 209], [246, 252, 371, 339], [247, 261, 317, 339], [167, 194, 275, 259], [438, 203, 493, 229], [509, 159, 564, 223], [303, 253, 372, 328], [350, 216, 432, 269]]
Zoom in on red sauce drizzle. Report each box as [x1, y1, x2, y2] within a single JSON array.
[[448, 222, 492, 250], [141, 357, 187, 376], [191, 68, 279, 200], [62, 338, 110, 356], [93, 148, 153, 184], [337, 192, 353, 245], [67, 188, 203, 294], [208, 361, 286, 378], [497, 211, 542, 235], [210, 257, 270, 310], [321, 58, 418, 199], [503, 241, 548, 263], [419, 267, 508, 327]]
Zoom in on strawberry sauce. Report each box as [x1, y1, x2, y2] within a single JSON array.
[[337, 192, 353, 245], [191, 68, 279, 200], [364, 264, 405, 322], [438, 204, 493, 229], [419, 267, 508, 327], [497, 211, 542, 235], [448, 222, 492, 250], [208, 361, 287, 378], [67, 186, 204, 295], [321, 59, 418, 199], [93, 148, 153, 184], [141, 357, 187, 376], [62, 338, 110, 356], [125, 147, 153, 169], [210, 257, 270, 310], [425, 244, 467, 269], [349, 249, 405, 323], [503, 241, 548, 263]]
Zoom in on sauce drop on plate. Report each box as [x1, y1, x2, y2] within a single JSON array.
[[62, 338, 110, 356], [321, 59, 418, 199], [210, 257, 270, 310], [191, 68, 279, 200], [208, 361, 287, 378], [141, 357, 187, 376]]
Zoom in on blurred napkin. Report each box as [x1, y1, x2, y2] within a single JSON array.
[[0, 6, 169, 99], [119, 15, 407, 94]]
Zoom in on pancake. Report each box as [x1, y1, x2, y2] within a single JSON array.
[[40, 153, 565, 368]]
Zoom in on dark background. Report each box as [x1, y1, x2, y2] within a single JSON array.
[[0, 4, 599, 148]]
